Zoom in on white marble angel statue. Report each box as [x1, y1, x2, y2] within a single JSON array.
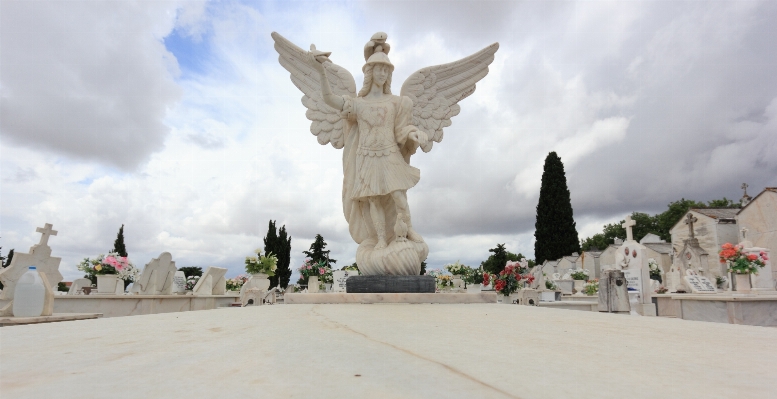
[[272, 31, 498, 276]]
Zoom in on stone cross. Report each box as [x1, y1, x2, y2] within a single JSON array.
[[741, 183, 749, 197], [35, 223, 58, 247], [622, 215, 636, 242], [741, 227, 748, 240], [684, 214, 698, 239]]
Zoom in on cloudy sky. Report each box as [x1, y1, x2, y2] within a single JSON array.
[[2, 0, 776, 282]]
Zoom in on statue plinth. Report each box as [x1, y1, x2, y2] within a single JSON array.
[[346, 275, 435, 293]]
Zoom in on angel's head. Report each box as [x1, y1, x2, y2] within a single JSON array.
[[359, 51, 394, 97]]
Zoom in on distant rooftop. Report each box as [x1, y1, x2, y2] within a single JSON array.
[[691, 208, 739, 220]]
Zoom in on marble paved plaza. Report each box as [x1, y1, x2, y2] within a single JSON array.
[[2, 304, 776, 398]]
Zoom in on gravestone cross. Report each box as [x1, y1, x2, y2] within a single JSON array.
[[622, 215, 636, 242], [684, 214, 698, 239], [35, 223, 58, 247], [741, 227, 748, 240], [741, 183, 749, 197]]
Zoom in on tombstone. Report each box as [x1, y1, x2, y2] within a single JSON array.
[[68, 278, 93, 295], [131, 252, 177, 295], [0, 223, 63, 316], [555, 279, 574, 295], [172, 271, 186, 294], [333, 270, 359, 293], [192, 267, 227, 296], [612, 215, 656, 316], [683, 270, 717, 294], [739, 245, 774, 291], [669, 214, 717, 292], [598, 270, 630, 314]]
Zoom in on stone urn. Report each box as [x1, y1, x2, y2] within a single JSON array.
[[499, 294, 513, 304], [573, 279, 586, 294], [733, 273, 752, 293], [467, 283, 482, 294], [308, 276, 320, 293], [96, 274, 120, 294]]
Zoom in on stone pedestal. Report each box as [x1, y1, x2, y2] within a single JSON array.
[[346, 275, 435, 293]]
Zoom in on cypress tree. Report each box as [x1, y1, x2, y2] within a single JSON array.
[[112, 224, 128, 257], [3, 249, 13, 268], [265, 221, 293, 289], [303, 234, 336, 267], [534, 152, 580, 265]]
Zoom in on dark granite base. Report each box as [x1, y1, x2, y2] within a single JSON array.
[[346, 275, 435, 293]]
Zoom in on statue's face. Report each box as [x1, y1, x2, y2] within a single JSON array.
[[373, 64, 389, 86]]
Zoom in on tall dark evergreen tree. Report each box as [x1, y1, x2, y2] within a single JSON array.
[[534, 152, 580, 265], [303, 234, 336, 267], [112, 224, 128, 257], [265, 220, 292, 289]]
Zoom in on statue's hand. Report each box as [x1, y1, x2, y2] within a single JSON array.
[[308, 52, 326, 74], [409, 129, 428, 146]]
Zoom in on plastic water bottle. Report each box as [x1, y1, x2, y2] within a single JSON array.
[[13, 266, 45, 317]]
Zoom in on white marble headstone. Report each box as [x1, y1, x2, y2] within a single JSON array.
[[172, 271, 186, 294], [684, 275, 717, 294]]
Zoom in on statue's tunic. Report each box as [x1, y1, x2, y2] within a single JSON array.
[[342, 95, 420, 199]]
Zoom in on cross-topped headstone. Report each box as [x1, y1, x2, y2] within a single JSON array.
[[741, 183, 749, 197], [35, 223, 58, 247], [684, 213, 698, 239], [622, 215, 636, 242], [741, 227, 748, 240]]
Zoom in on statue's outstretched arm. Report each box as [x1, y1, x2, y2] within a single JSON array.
[[309, 54, 345, 111]]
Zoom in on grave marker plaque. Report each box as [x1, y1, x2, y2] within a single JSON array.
[[684, 275, 717, 294]]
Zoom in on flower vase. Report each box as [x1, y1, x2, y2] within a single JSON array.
[[573, 280, 585, 294], [251, 273, 271, 291], [452, 275, 464, 290], [325, 283, 332, 292], [499, 294, 512, 304], [733, 273, 752, 293], [467, 283, 482, 294], [308, 276, 319, 293], [96, 274, 120, 294]]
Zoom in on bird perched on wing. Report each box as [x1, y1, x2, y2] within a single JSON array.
[[394, 213, 408, 243], [310, 44, 332, 63], [364, 31, 390, 62]]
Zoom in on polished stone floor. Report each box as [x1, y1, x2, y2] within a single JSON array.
[[2, 304, 776, 398]]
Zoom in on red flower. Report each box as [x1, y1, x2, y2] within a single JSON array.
[[721, 243, 734, 250], [524, 274, 535, 284], [482, 273, 490, 286], [494, 280, 506, 292], [747, 254, 758, 261]]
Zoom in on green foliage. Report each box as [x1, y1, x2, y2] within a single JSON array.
[[420, 260, 427, 276], [57, 282, 68, 292], [303, 234, 336, 267], [178, 266, 203, 278], [112, 225, 128, 257], [534, 152, 580, 265], [342, 262, 359, 271], [245, 250, 278, 276], [581, 197, 742, 248], [265, 221, 293, 289], [481, 244, 523, 274]]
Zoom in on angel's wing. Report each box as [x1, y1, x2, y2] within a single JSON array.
[[400, 43, 499, 152], [272, 32, 356, 149]]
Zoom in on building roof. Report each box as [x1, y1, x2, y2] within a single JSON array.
[[542, 260, 558, 267], [643, 242, 673, 254], [581, 251, 602, 257], [671, 208, 739, 232], [691, 208, 739, 220], [738, 187, 777, 214]]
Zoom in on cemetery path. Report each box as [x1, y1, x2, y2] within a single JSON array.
[[1, 304, 776, 398]]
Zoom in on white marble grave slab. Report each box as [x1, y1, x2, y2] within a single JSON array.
[[684, 275, 717, 294]]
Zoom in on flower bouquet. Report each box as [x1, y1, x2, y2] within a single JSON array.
[[648, 258, 662, 282], [582, 279, 599, 296], [569, 269, 589, 281], [719, 243, 767, 274], [185, 275, 200, 291], [445, 261, 468, 276], [426, 269, 452, 291], [245, 249, 278, 276], [297, 258, 333, 285], [226, 275, 249, 292], [77, 253, 140, 283], [464, 266, 485, 286], [484, 263, 534, 297]]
